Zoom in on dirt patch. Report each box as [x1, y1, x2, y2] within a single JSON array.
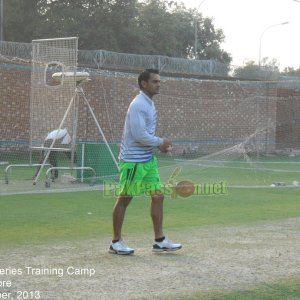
[[1, 218, 300, 299]]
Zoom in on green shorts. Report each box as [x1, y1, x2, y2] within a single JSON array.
[[118, 156, 162, 196]]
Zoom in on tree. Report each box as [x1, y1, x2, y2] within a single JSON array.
[[133, 0, 193, 57], [281, 66, 300, 77], [3, 0, 43, 42], [36, 0, 123, 49], [193, 13, 231, 63], [2, 0, 231, 64], [233, 58, 280, 80]]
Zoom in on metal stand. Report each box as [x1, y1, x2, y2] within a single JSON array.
[[32, 79, 119, 186]]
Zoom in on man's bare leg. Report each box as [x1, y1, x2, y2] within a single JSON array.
[[150, 193, 164, 239], [112, 196, 133, 241]]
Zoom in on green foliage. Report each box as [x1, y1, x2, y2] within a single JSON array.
[[233, 58, 300, 80], [233, 59, 280, 80], [194, 15, 231, 63], [3, 0, 43, 41], [282, 66, 300, 76], [2, 0, 231, 62]]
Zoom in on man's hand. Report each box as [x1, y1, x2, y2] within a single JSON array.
[[158, 139, 172, 153]]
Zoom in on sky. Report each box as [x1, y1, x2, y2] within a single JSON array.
[[182, 0, 300, 70]]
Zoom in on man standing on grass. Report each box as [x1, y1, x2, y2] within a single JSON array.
[[109, 69, 182, 255]]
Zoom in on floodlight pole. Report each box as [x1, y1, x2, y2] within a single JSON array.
[[194, 0, 208, 59], [258, 21, 289, 67]]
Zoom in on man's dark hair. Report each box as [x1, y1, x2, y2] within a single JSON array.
[[138, 69, 159, 89]]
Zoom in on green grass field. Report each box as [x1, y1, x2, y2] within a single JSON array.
[[1, 188, 299, 247], [175, 278, 300, 300], [1, 152, 300, 299], [158, 153, 300, 187], [0, 187, 300, 299], [2, 152, 300, 186]]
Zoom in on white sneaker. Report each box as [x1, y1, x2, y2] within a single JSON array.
[[109, 240, 134, 255], [152, 237, 182, 252]]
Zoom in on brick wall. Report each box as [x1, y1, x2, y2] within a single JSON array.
[[276, 88, 300, 150], [74, 74, 279, 154], [1, 64, 299, 154], [0, 66, 31, 151]]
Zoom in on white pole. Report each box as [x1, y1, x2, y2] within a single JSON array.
[[81, 143, 85, 183], [0, 0, 3, 41], [258, 22, 289, 67], [78, 87, 119, 171]]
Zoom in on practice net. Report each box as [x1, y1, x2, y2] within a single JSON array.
[[0, 41, 300, 195]]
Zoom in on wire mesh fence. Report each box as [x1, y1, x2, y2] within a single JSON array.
[[1, 40, 300, 194]]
